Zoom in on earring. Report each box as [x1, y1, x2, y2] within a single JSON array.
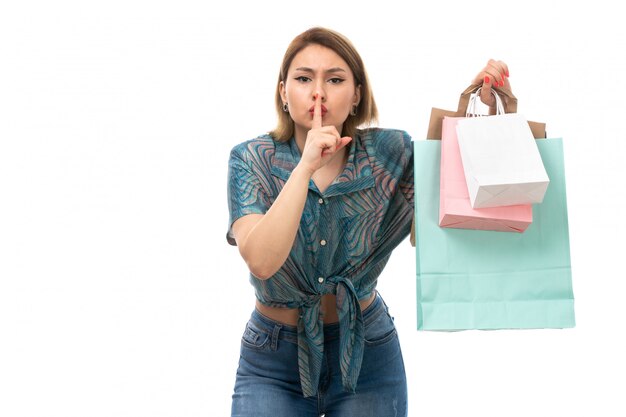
[[282, 103, 289, 112], [350, 104, 358, 116]]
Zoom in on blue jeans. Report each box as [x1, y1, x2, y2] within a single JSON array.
[[231, 293, 408, 417]]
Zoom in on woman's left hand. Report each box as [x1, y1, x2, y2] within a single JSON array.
[[472, 59, 510, 108]]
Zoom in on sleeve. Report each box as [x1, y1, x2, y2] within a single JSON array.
[[398, 131, 414, 207], [226, 145, 271, 246]]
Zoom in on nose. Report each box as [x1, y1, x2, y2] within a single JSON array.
[[313, 85, 326, 102]]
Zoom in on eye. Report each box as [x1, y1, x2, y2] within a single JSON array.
[[294, 76, 311, 83], [328, 78, 345, 84]]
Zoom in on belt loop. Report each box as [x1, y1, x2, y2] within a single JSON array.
[[271, 323, 282, 351]]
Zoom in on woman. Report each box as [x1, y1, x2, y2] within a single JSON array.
[[227, 27, 510, 417]]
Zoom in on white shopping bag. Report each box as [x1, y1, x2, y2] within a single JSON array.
[[456, 88, 550, 209]]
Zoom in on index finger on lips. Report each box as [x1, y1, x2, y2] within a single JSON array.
[[313, 93, 322, 129]]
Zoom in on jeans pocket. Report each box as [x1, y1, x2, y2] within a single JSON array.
[[241, 321, 270, 350], [364, 309, 397, 347]]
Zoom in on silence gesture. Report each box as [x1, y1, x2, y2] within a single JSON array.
[[299, 93, 352, 175]]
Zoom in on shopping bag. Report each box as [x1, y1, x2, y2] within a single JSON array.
[[456, 88, 550, 208], [411, 83, 546, 246], [439, 116, 532, 232], [413, 138, 575, 330]]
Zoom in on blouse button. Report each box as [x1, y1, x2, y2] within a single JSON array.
[[318, 198, 324, 204], [318, 277, 325, 283], [320, 239, 327, 246]]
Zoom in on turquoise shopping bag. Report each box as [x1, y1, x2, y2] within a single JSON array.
[[413, 138, 575, 330]]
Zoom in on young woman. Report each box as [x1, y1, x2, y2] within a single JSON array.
[[227, 27, 510, 417]]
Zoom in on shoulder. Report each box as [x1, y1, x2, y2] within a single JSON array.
[[357, 127, 412, 160], [229, 134, 277, 162]]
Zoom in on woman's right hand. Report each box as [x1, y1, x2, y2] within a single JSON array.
[[298, 94, 352, 175], [472, 59, 511, 108]]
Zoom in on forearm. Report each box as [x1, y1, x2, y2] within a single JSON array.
[[239, 164, 312, 279]]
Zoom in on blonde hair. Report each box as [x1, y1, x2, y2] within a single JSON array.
[[269, 27, 378, 142]]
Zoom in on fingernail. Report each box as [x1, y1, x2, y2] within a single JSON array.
[[505, 70, 510, 77], [484, 76, 490, 84]]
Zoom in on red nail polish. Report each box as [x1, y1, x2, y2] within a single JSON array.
[[484, 76, 490, 84], [505, 70, 510, 77]]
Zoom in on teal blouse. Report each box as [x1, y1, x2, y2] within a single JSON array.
[[226, 128, 414, 397]]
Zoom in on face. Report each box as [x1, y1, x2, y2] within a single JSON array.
[[280, 44, 361, 140]]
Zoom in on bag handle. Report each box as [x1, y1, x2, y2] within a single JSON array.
[[466, 87, 505, 116], [456, 83, 518, 115]]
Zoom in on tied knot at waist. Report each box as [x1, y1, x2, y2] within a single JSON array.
[[297, 276, 366, 398]]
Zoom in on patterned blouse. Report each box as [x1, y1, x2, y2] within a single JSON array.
[[226, 128, 414, 397]]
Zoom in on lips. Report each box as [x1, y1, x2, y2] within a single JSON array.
[[309, 105, 328, 116]]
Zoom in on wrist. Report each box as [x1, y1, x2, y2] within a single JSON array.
[[293, 163, 315, 180]]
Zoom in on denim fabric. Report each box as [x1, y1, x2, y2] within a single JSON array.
[[231, 293, 407, 417]]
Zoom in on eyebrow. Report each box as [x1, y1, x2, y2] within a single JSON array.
[[293, 67, 347, 74]]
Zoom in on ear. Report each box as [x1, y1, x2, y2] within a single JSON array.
[[279, 81, 287, 103], [354, 84, 362, 106]]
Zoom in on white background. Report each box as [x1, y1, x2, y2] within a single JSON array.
[[1, 1, 625, 416]]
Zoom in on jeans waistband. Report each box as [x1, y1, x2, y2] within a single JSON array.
[[249, 292, 387, 343]]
